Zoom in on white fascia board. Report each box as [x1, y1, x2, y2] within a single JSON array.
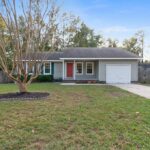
[[22, 60, 63, 62], [60, 58, 142, 60], [22, 58, 142, 61]]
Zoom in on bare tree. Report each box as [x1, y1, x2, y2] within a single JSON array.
[[0, 0, 67, 92], [136, 30, 144, 62], [107, 38, 119, 48], [123, 30, 144, 57]]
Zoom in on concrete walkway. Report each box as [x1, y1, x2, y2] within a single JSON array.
[[61, 83, 106, 86], [113, 84, 150, 99]]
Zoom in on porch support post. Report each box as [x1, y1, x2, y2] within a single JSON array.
[[43, 62, 45, 75], [73, 60, 76, 80], [98, 60, 100, 81], [62, 60, 65, 80], [25, 62, 28, 74]]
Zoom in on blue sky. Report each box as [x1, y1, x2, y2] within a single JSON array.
[[63, 0, 150, 60]]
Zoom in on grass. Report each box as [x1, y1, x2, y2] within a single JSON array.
[[0, 83, 149, 150], [138, 83, 150, 86]]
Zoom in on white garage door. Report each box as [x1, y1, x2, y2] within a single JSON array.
[[106, 64, 131, 84]]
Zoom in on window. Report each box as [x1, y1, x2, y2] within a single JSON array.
[[27, 63, 34, 75], [44, 62, 51, 75], [76, 62, 83, 75], [86, 62, 94, 75]]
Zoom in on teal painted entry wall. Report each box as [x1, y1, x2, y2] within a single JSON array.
[[51, 62, 54, 75]]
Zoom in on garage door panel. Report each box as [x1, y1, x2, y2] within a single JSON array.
[[106, 64, 131, 84]]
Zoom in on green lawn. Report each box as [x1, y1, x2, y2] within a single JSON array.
[[0, 83, 150, 150], [138, 83, 150, 86]]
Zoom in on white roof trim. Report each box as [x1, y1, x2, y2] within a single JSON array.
[[22, 57, 142, 61], [60, 58, 142, 60], [22, 60, 63, 62]]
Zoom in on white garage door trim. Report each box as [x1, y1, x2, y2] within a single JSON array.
[[106, 64, 131, 84]]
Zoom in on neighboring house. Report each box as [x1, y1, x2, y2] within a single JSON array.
[[25, 47, 141, 84]]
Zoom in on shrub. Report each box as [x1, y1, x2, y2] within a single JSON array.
[[12, 74, 53, 82], [36, 75, 53, 82], [13, 74, 31, 82]]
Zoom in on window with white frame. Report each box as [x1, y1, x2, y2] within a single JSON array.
[[27, 63, 34, 75], [44, 62, 51, 75], [86, 62, 94, 75], [76, 62, 83, 75]]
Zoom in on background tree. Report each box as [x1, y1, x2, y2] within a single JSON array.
[[136, 31, 144, 60], [107, 38, 118, 47], [123, 30, 144, 56], [60, 13, 81, 48], [71, 23, 104, 47], [0, 0, 77, 92], [0, 15, 6, 32]]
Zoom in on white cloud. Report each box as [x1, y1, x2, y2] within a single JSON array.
[[101, 26, 150, 34], [119, 10, 133, 14], [102, 26, 130, 33]]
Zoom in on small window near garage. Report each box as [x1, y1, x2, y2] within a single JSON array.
[[44, 62, 51, 75], [86, 62, 94, 75], [76, 62, 83, 75]]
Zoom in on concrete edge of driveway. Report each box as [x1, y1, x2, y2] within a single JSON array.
[[60, 83, 150, 99], [112, 84, 150, 99]]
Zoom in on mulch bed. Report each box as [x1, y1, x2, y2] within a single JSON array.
[[0, 92, 50, 101]]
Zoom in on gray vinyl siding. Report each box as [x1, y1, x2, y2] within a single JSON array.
[[62, 60, 139, 81], [99, 60, 138, 82], [53, 62, 62, 79]]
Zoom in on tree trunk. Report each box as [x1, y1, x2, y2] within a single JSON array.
[[17, 83, 28, 93]]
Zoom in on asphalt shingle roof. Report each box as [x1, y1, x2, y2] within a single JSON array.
[[61, 47, 140, 59], [23, 52, 63, 60], [23, 47, 141, 60]]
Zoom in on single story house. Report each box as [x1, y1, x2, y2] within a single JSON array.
[[25, 47, 142, 84]]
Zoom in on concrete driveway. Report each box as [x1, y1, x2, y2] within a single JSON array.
[[112, 84, 150, 99]]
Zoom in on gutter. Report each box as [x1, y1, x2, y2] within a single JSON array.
[[59, 58, 142, 60]]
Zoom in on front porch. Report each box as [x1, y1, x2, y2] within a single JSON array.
[[62, 60, 100, 81]]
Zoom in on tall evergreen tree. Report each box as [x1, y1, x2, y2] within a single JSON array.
[[71, 23, 104, 47]]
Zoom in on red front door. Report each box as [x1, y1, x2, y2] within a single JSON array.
[[67, 63, 73, 77]]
